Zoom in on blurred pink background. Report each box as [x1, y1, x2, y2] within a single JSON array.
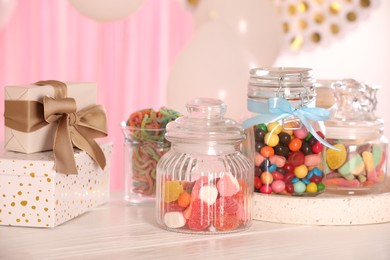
[[0, 0, 193, 190], [1, 0, 390, 190]]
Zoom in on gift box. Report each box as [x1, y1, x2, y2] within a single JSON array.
[[0, 142, 112, 228], [4, 81, 97, 153]]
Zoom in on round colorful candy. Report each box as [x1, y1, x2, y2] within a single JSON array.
[[301, 142, 312, 155], [278, 132, 291, 146], [260, 185, 273, 194], [285, 182, 294, 193], [260, 146, 275, 157], [293, 181, 306, 193], [261, 171, 273, 185], [264, 133, 279, 147], [254, 128, 266, 142], [312, 141, 323, 154], [293, 126, 308, 139], [288, 151, 305, 166], [306, 182, 318, 193], [267, 122, 282, 135], [294, 165, 308, 179], [289, 138, 302, 152], [274, 145, 290, 158], [271, 180, 286, 193], [257, 123, 268, 132]]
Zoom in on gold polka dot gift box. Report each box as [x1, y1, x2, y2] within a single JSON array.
[[0, 142, 112, 228]]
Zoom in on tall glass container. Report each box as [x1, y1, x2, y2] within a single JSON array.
[[156, 98, 253, 234], [244, 67, 332, 196]]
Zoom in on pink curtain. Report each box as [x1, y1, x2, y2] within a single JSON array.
[[0, 0, 194, 189]]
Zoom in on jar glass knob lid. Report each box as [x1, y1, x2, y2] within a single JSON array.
[[165, 98, 245, 144], [325, 79, 384, 139]]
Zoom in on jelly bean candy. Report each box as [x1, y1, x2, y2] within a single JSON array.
[[264, 132, 279, 147], [304, 154, 322, 167], [187, 199, 212, 231], [267, 122, 282, 134], [164, 181, 183, 203], [326, 144, 347, 170], [278, 132, 291, 146], [293, 125, 308, 139], [288, 151, 305, 166], [255, 152, 265, 167], [271, 180, 285, 193], [288, 138, 302, 152], [305, 182, 318, 193], [260, 185, 272, 194], [293, 181, 306, 193], [260, 146, 275, 157]]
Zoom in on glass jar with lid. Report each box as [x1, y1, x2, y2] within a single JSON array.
[[323, 79, 387, 194], [243, 67, 336, 196], [156, 98, 252, 234]]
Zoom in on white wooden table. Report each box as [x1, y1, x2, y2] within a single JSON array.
[[1, 191, 390, 260]]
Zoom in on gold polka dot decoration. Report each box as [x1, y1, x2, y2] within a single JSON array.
[[273, 0, 380, 51]]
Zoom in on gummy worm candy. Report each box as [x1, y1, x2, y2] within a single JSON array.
[[126, 107, 181, 195]]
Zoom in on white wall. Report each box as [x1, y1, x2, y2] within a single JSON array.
[[275, 1, 390, 143]]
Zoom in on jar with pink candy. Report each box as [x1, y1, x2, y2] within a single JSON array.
[[243, 67, 339, 196], [323, 79, 388, 194], [156, 98, 252, 233]]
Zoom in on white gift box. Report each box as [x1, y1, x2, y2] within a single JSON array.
[[4, 82, 96, 153], [0, 142, 112, 228]]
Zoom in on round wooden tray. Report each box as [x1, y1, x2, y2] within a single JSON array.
[[253, 179, 390, 225]]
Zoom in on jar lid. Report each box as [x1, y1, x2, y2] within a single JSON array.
[[325, 79, 383, 139], [248, 67, 316, 106], [165, 98, 245, 144]]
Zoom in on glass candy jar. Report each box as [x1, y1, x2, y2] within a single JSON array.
[[324, 79, 388, 194], [156, 98, 253, 234], [121, 108, 180, 204], [244, 67, 334, 196]]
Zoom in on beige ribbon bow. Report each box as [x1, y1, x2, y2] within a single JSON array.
[[4, 80, 108, 174], [43, 96, 108, 174]]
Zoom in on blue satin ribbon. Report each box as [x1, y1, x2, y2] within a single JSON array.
[[243, 97, 339, 150]]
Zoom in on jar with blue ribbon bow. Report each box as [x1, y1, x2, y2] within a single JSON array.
[[243, 67, 337, 196]]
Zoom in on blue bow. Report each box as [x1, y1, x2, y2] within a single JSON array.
[[243, 97, 339, 150]]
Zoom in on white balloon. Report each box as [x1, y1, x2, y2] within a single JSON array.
[[194, 0, 283, 66], [0, 0, 17, 29], [68, 0, 144, 22], [166, 22, 258, 121]]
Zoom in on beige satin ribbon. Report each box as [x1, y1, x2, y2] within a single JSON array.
[[4, 80, 108, 174]]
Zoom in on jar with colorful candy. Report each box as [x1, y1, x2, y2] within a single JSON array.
[[156, 98, 252, 233], [121, 107, 181, 204], [324, 79, 387, 194], [243, 67, 337, 196]]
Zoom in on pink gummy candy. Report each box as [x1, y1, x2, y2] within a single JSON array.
[[187, 199, 211, 231], [216, 172, 240, 197]]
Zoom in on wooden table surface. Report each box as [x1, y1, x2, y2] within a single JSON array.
[[1, 191, 390, 260]]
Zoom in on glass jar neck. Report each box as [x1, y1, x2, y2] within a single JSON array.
[[248, 67, 316, 107], [170, 142, 240, 155]]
